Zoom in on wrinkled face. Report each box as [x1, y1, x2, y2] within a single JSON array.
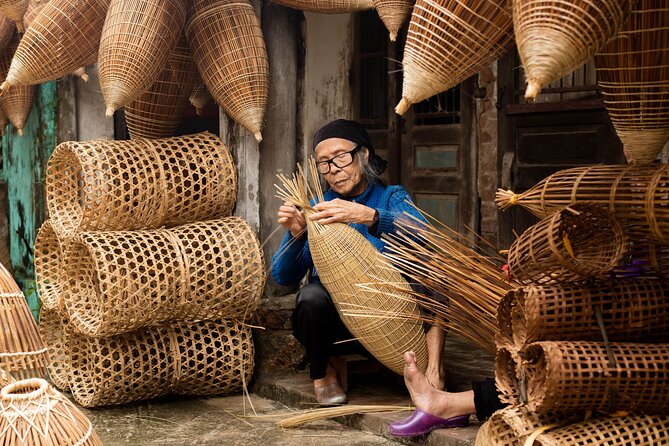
[[315, 137, 369, 197]]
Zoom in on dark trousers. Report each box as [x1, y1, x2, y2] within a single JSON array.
[[292, 282, 364, 379], [473, 378, 506, 421]]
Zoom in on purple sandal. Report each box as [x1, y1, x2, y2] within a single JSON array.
[[388, 409, 469, 437]]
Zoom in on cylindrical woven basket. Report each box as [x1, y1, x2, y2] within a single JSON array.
[[269, 0, 372, 13], [62, 217, 265, 337], [0, 0, 27, 32], [373, 0, 414, 41], [189, 77, 213, 115], [68, 320, 254, 407], [98, 0, 187, 116], [495, 346, 521, 405], [0, 33, 35, 135], [0, 13, 15, 54], [513, 0, 635, 100], [1, 0, 109, 89], [34, 220, 67, 311], [186, 0, 269, 142], [37, 307, 71, 391], [521, 341, 669, 413], [396, 0, 513, 115], [498, 281, 669, 350], [507, 203, 626, 284], [495, 164, 669, 244], [46, 132, 237, 238], [482, 406, 573, 446], [124, 36, 197, 139], [595, 1, 669, 164], [612, 243, 669, 279]]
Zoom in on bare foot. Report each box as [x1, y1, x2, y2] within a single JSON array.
[[425, 366, 444, 391]]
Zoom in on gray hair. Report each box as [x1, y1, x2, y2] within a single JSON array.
[[358, 147, 380, 184]]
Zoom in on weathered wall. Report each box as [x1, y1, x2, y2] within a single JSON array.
[[75, 65, 114, 141]]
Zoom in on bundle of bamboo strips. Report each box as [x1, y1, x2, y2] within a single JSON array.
[[0, 32, 35, 135], [269, 0, 372, 13], [0, 0, 27, 32], [278, 405, 413, 428], [374, 0, 414, 41]]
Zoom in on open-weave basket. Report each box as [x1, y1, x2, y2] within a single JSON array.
[[37, 307, 71, 392], [124, 36, 197, 139], [34, 220, 67, 311], [0, 0, 27, 32], [374, 0, 414, 41], [1, 0, 109, 89], [396, 0, 513, 115], [189, 77, 213, 115], [98, 0, 187, 116], [595, 1, 669, 164], [612, 243, 669, 279], [62, 217, 265, 337], [495, 347, 522, 405], [186, 0, 269, 142], [0, 378, 102, 445], [69, 320, 254, 408], [480, 406, 574, 446], [496, 164, 669, 244], [269, 0, 372, 13], [513, 0, 635, 100], [0, 14, 14, 53], [46, 132, 237, 238], [521, 341, 669, 413], [507, 203, 626, 284], [0, 33, 35, 135]]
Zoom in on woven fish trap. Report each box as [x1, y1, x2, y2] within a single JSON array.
[[0, 13, 14, 53], [521, 341, 669, 413], [23, 0, 48, 29], [0, 33, 35, 135], [507, 203, 626, 285], [0, 106, 7, 136], [69, 320, 253, 408], [124, 37, 197, 139], [98, 0, 187, 116], [495, 346, 522, 405], [495, 164, 669, 244], [611, 243, 669, 279], [34, 220, 68, 311], [45, 132, 237, 238], [186, 0, 269, 142], [513, 0, 635, 100], [2, 0, 109, 89], [62, 217, 264, 337], [0, 0, 27, 32], [395, 0, 513, 115], [498, 281, 669, 351], [481, 406, 574, 446], [0, 378, 103, 445], [269, 0, 372, 13], [595, 1, 669, 164], [373, 0, 414, 41], [37, 307, 71, 392], [189, 77, 213, 115]]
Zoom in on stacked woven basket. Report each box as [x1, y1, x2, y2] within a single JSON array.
[[481, 165, 669, 445], [34, 132, 266, 408]]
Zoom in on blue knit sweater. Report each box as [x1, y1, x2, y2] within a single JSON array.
[[271, 181, 425, 286]]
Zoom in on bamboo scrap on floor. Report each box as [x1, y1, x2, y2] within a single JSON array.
[[277, 405, 413, 428]]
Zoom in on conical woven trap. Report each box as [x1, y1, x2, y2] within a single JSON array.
[[189, 77, 213, 115], [374, 0, 413, 41], [521, 341, 669, 413], [186, 0, 269, 141], [513, 0, 635, 99], [69, 320, 254, 407], [0, 0, 27, 32], [507, 203, 626, 284], [0, 378, 103, 445], [37, 307, 71, 392], [34, 220, 67, 311], [0, 14, 14, 54], [98, 0, 187, 116], [0, 107, 8, 136], [1, 0, 110, 89], [23, 0, 48, 29], [595, 1, 669, 164], [269, 0, 372, 13], [46, 132, 237, 238], [62, 217, 265, 337], [395, 0, 513, 115], [124, 36, 197, 139], [0, 32, 35, 135], [495, 164, 669, 244]]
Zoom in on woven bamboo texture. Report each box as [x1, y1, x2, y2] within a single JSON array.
[[495, 164, 669, 244], [507, 203, 626, 284], [37, 307, 70, 392], [124, 36, 197, 139], [23, 0, 48, 29], [611, 243, 669, 279], [34, 220, 67, 311], [0, 0, 27, 32], [46, 132, 237, 238], [395, 0, 513, 115], [522, 341, 669, 413], [513, 0, 635, 100], [269, 0, 372, 13], [2, 0, 109, 89], [0, 13, 14, 53], [479, 406, 572, 446], [62, 217, 265, 337], [0, 33, 35, 135], [374, 0, 414, 41], [98, 0, 187, 116], [495, 346, 521, 405], [69, 320, 254, 408], [595, 1, 669, 164], [189, 77, 212, 115], [0, 262, 48, 381], [0, 369, 9, 388], [186, 0, 268, 142], [0, 378, 102, 445]]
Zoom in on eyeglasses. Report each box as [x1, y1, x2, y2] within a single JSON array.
[[316, 145, 362, 174]]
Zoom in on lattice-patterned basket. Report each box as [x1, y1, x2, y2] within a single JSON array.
[[495, 164, 669, 244], [124, 36, 197, 139], [0, 378, 103, 445], [1, 0, 109, 89], [189, 77, 213, 115], [396, 0, 513, 115], [23, 0, 48, 29], [0, 0, 27, 32], [34, 220, 67, 311], [37, 307, 71, 392], [513, 0, 635, 100], [0, 33, 35, 135], [521, 341, 669, 413], [46, 132, 237, 238], [269, 0, 372, 13], [595, 1, 669, 164], [611, 243, 669, 279], [495, 346, 521, 405], [0, 13, 14, 53], [69, 320, 254, 407], [498, 281, 669, 351], [481, 406, 574, 446], [98, 0, 187, 116], [62, 217, 265, 337], [186, 0, 268, 142], [507, 203, 626, 284], [374, 0, 414, 41]]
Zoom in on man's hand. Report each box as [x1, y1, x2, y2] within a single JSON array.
[[310, 199, 377, 227], [277, 201, 306, 237]]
